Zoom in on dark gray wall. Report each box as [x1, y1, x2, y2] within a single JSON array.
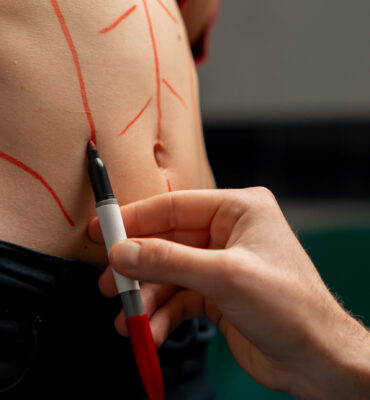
[[198, 0, 370, 122]]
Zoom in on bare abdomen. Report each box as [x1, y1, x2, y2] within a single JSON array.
[[0, 0, 214, 268]]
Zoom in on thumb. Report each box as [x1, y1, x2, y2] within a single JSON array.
[[109, 239, 228, 299]]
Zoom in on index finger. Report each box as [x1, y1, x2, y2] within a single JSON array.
[[88, 189, 228, 242]]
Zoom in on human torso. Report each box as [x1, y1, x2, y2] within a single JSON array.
[[0, 0, 214, 267]]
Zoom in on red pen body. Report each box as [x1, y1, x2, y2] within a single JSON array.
[[87, 141, 165, 400]]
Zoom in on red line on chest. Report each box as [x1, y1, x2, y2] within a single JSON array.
[[118, 97, 152, 136], [142, 0, 162, 140], [162, 78, 187, 109], [50, 0, 96, 144], [99, 5, 137, 34], [156, 0, 178, 23]]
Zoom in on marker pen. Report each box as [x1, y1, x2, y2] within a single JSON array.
[[87, 140, 165, 400]]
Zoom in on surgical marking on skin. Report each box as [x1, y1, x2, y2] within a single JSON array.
[[119, 97, 152, 136], [1, 1, 198, 222], [156, 0, 178, 23], [162, 78, 187, 109], [0, 151, 75, 226], [99, 5, 137, 34], [51, 0, 96, 144], [143, 0, 162, 141]]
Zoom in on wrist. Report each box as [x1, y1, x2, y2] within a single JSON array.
[[292, 304, 370, 400]]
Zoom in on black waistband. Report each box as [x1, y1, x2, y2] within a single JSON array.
[[0, 239, 215, 354], [0, 239, 216, 394], [0, 240, 103, 315]]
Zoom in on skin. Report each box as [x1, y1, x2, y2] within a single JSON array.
[[88, 187, 370, 399], [181, 0, 218, 44], [0, 0, 215, 265]]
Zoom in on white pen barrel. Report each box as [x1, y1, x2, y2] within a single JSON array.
[[96, 200, 140, 293]]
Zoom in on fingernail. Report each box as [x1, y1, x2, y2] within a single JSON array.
[[111, 240, 141, 268]]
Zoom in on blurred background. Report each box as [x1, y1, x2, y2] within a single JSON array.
[[197, 1, 370, 398]]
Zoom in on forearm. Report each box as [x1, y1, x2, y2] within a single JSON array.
[[294, 308, 370, 400]]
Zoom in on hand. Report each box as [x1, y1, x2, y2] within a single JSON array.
[[88, 188, 370, 399]]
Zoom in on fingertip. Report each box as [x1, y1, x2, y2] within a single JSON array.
[[108, 240, 122, 262], [87, 217, 104, 243], [153, 335, 164, 349], [114, 310, 129, 336], [150, 320, 166, 349], [98, 267, 119, 297]]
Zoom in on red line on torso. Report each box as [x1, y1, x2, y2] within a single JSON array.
[[162, 78, 187, 109], [0, 151, 75, 226], [99, 5, 137, 34], [118, 97, 152, 136], [156, 0, 178, 23], [142, 0, 162, 140], [50, 0, 96, 144], [166, 178, 172, 192]]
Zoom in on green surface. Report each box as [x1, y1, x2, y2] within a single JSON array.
[[206, 226, 370, 399], [299, 227, 370, 328]]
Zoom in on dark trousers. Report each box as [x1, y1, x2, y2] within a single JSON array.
[[0, 240, 215, 399]]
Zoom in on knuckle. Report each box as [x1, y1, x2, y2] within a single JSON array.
[[213, 198, 245, 233], [252, 186, 276, 200], [225, 201, 245, 219], [245, 186, 277, 210], [218, 189, 250, 220]]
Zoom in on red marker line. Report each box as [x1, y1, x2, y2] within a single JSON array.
[[99, 5, 137, 34], [156, 0, 178, 23], [143, 0, 162, 140], [50, 0, 96, 144], [162, 78, 187, 109], [166, 178, 172, 192], [118, 97, 152, 136], [0, 151, 74, 227]]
